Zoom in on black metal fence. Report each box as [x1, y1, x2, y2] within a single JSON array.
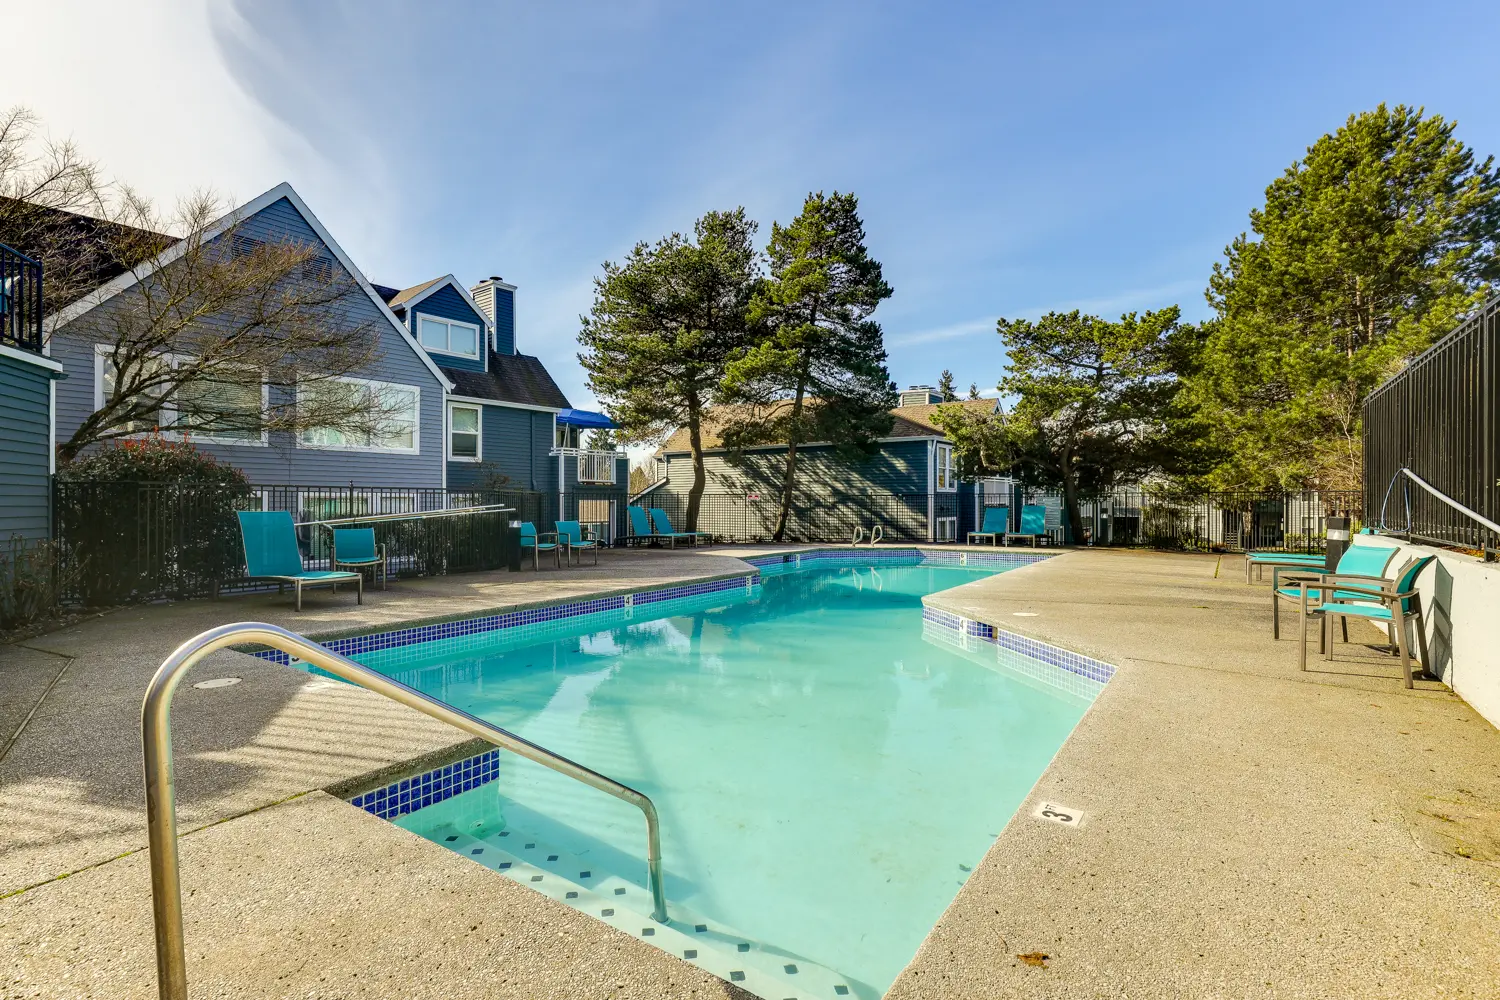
[[0, 242, 44, 353], [1078, 490, 1362, 552], [634, 488, 1362, 551], [51, 481, 557, 605], [1364, 297, 1499, 556]]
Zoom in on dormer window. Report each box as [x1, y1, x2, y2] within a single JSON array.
[[416, 313, 481, 359]]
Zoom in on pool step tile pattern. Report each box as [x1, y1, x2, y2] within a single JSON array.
[[430, 822, 855, 1000]]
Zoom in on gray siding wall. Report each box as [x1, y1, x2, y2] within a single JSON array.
[[655, 439, 941, 541], [410, 284, 487, 373], [0, 352, 53, 541], [446, 403, 557, 493], [49, 196, 447, 487]]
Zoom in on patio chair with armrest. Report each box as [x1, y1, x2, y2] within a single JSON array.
[[519, 521, 561, 569], [968, 506, 1009, 546], [332, 527, 388, 590], [1270, 543, 1399, 640], [650, 508, 710, 547], [1300, 554, 1437, 686], [556, 520, 601, 566], [237, 510, 362, 612], [1004, 505, 1049, 547]]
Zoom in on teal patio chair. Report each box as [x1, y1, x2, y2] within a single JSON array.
[[332, 527, 387, 590], [1244, 549, 1326, 584], [968, 506, 1009, 546], [519, 522, 561, 569], [237, 511, 362, 611], [556, 520, 601, 566], [627, 505, 667, 547], [1300, 554, 1436, 686], [1005, 505, 1049, 547], [1270, 543, 1399, 640], [650, 508, 710, 547]]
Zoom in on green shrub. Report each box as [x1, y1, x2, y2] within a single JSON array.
[[0, 535, 71, 630], [55, 436, 253, 604]]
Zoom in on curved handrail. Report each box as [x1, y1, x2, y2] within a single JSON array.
[[1378, 466, 1500, 539], [143, 622, 667, 1000], [851, 526, 866, 546], [870, 524, 884, 545]]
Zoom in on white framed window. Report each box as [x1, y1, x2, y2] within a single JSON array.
[[935, 443, 956, 491], [416, 313, 481, 359], [93, 345, 267, 445], [935, 516, 958, 542], [449, 403, 481, 461], [297, 376, 420, 454]]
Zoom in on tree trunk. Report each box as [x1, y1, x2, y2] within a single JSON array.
[[773, 383, 807, 542], [1060, 459, 1084, 546], [686, 395, 706, 533]]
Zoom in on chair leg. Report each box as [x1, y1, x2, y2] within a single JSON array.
[[1414, 601, 1432, 681], [1273, 591, 1281, 639], [1394, 609, 1413, 689], [295, 580, 303, 612], [1299, 601, 1308, 672], [1340, 617, 1349, 644], [356, 574, 363, 605]]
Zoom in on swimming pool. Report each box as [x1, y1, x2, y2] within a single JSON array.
[[339, 558, 1100, 998]]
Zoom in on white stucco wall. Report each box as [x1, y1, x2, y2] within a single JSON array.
[[1352, 534, 1500, 730]]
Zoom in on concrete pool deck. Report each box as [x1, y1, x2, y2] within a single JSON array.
[[2, 545, 1497, 997], [895, 547, 1500, 999]]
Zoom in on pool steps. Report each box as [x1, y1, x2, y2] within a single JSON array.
[[428, 820, 856, 1000]]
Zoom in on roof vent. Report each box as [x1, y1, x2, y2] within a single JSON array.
[[899, 385, 942, 407]]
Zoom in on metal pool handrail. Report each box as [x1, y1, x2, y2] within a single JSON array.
[[1378, 466, 1500, 539], [295, 502, 518, 530], [142, 622, 668, 1000]]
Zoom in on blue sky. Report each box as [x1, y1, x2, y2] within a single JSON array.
[[10, 1, 1500, 414]]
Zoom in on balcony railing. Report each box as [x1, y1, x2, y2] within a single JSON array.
[[551, 447, 618, 485], [0, 242, 43, 353]]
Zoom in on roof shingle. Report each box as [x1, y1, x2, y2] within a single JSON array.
[[442, 351, 571, 410]]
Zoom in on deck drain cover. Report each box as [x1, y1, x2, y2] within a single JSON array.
[[193, 677, 241, 690], [1033, 801, 1084, 828]]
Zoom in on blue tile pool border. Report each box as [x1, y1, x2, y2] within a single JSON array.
[[248, 573, 756, 666], [920, 605, 1117, 685], [351, 748, 502, 820], [250, 547, 1050, 668]]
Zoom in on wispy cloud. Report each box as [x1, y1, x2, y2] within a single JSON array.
[[887, 317, 996, 348]]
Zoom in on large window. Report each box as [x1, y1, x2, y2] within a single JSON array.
[[449, 403, 481, 461], [94, 346, 265, 444], [298, 377, 420, 454], [935, 443, 956, 491], [416, 313, 480, 358]]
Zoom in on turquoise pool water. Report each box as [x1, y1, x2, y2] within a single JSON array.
[[364, 564, 1091, 997]]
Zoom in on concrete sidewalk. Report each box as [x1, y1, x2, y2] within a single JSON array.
[[890, 548, 1500, 999]]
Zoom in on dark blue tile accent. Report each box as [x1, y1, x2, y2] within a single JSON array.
[[613, 887, 626, 895], [835, 986, 850, 995], [730, 971, 745, 982], [498, 862, 512, 870], [579, 870, 592, 879], [695, 924, 708, 933], [344, 748, 503, 820], [565, 891, 578, 899], [784, 964, 798, 974], [684, 949, 697, 959], [642, 927, 655, 936], [602, 908, 614, 917], [736, 942, 749, 952]]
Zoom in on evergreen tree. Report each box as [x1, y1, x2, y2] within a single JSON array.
[[722, 192, 896, 541], [579, 209, 760, 530], [936, 308, 1182, 543], [1185, 104, 1500, 489], [937, 369, 958, 401]]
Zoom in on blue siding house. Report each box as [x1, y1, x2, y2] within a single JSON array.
[[0, 243, 59, 546], [45, 184, 453, 492], [653, 394, 1023, 542]]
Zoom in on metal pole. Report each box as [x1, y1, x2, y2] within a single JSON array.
[[143, 621, 668, 1000]]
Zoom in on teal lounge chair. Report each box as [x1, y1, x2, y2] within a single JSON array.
[[1300, 554, 1436, 686], [1005, 505, 1049, 547], [1270, 543, 1399, 640], [1244, 549, 1326, 584], [556, 520, 601, 566], [237, 510, 362, 611], [968, 506, 1009, 546], [627, 505, 668, 547], [332, 527, 387, 590], [519, 522, 561, 569], [650, 508, 710, 547]]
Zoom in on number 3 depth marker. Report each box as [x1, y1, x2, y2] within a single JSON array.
[[1033, 801, 1084, 828]]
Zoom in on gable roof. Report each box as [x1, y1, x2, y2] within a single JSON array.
[[43, 182, 455, 392], [387, 274, 494, 333], [658, 397, 999, 454], [443, 351, 571, 410]]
